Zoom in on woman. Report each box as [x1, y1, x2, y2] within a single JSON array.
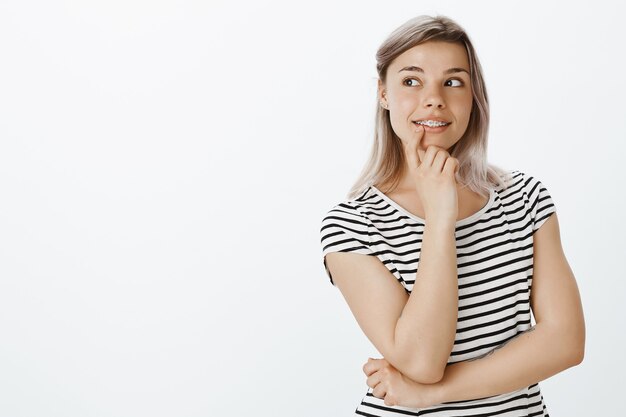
[[319, 15, 585, 415]]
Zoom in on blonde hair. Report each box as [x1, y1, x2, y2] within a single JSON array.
[[347, 15, 509, 200]]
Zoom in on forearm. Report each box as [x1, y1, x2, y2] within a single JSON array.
[[433, 323, 583, 403], [393, 221, 458, 382]]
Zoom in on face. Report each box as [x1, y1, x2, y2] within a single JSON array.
[[378, 41, 473, 152]]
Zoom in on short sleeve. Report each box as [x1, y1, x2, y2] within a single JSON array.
[[524, 173, 557, 233], [319, 202, 374, 286]]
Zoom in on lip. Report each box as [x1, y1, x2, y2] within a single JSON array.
[[413, 121, 451, 133], [414, 117, 450, 123]]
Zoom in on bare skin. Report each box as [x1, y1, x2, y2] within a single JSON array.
[[376, 40, 484, 224], [325, 41, 482, 386], [353, 40, 585, 409], [325, 40, 585, 408], [363, 211, 585, 408], [375, 183, 490, 224]]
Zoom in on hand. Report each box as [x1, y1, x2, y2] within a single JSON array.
[[362, 357, 441, 409], [403, 125, 459, 225]]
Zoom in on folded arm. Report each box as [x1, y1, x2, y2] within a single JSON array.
[[429, 213, 585, 403], [325, 221, 458, 384]]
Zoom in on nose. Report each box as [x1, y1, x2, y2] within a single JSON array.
[[423, 85, 446, 109]]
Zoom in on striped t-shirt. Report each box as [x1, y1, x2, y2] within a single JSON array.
[[319, 169, 555, 416]]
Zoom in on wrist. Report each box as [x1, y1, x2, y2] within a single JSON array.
[[424, 220, 456, 236], [402, 375, 448, 409], [430, 379, 448, 405]]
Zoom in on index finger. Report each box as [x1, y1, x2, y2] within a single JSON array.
[[405, 125, 424, 168], [414, 126, 427, 163]]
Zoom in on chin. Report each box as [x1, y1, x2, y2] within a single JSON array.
[[420, 138, 453, 151]]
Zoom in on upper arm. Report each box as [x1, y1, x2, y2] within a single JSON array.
[[324, 251, 410, 364], [531, 212, 585, 363], [319, 203, 410, 366]]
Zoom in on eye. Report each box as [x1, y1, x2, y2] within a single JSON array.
[[403, 78, 465, 87], [402, 78, 420, 87], [445, 79, 464, 87]]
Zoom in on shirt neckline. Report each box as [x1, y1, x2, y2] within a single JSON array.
[[370, 185, 496, 227]]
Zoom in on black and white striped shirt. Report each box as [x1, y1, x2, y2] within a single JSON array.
[[320, 170, 555, 416]]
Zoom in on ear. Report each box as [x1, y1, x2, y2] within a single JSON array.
[[377, 79, 387, 105]]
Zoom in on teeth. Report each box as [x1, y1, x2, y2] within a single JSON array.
[[415, 120, 449, 127]]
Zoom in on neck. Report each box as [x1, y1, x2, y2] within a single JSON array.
[[378, 166, 467, 194]]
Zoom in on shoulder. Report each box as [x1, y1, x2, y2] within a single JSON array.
[[512, 170, 555, 205], [319, 187, 378, 258], [503, 169, 557, 231], [320, 187, 377, 228], [495, 169, 549, 196]]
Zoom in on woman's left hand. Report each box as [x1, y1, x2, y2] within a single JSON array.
[[363, 357, 442, 409]]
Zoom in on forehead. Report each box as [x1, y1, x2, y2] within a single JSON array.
[[389, 41, 469, 73]]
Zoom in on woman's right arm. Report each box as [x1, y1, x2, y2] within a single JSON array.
[[326, 127, 460, 384], [325, 218, 458, 384]]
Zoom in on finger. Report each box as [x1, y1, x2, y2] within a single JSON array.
[[443, 156, 459, 177], [420, 145, 442, 168], [384, 393, 397, 407], [415, 129, 426, 164], [366, 371, 382, 389], [405, 125, 423, 169], [362, 358, 383, 377], [414, 125, 424, 165], [432, 149, 451, 173], [417, 147, 426, 165], [372, 381, 387, 400]]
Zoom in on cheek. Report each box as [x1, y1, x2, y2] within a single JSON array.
[[394, 94, 415, 114], [389, 96, 415, 121], [392, 89, 418, 107], [454, 96, 473, 125], [388, 113, 406, 135]]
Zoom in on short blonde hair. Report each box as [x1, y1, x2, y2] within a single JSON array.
[[347, 15, 508, 200]]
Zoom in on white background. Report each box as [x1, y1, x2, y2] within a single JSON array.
[[1, 1, 624, 416]]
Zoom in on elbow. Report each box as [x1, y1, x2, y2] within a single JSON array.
[[391, 330, 454, 384], [569, 338, 585, 366], [403, 358, 446, 384], [392, 339, 452, 384], [561, 323, 585, 367], [571, 324, 586, 366], [573, 350, 584, 366]]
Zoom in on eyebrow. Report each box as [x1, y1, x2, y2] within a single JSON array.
[[398, 66, 470, 75]]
